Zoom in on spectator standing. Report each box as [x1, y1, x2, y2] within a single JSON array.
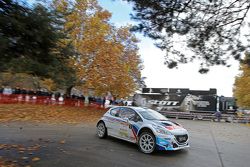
[[102, 96, 106, 108], [214, 110, 222, 122], [20, 88, 27, 95], [51, 94, 56, 104], [14, 87, 21, 94], [3, 86, 12, 95], [58, 94, 64, 104], [36, 89, 42, 96], [0, 86, 4, 94]]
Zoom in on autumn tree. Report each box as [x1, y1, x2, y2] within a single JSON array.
[[53, 0, 143, 97], [52, 0, 109, 94], [115, 26, 145, 91], [234, 52, 250, 109], [82, 26, 142, 98], [122, 0, 250, 72]]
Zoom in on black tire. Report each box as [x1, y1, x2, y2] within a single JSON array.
[[138, 131, 156, 154], [96, 122, 107, 138]]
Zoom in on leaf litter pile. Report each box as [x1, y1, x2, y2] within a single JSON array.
[[0, 104, 107, 167], [0, 104, 107, 124]]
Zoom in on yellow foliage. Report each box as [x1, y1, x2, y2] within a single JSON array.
[[233, 52, 250, 108], [52, 0, 143, 98], [39, 78, 56, 91]]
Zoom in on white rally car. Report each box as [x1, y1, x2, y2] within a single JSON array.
[[96, 106, 189, 154]]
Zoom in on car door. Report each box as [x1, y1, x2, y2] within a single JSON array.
[[105, 107, 122, 137], [119, 108, 142, 143]]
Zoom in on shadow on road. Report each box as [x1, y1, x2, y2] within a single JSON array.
[[153, 149, 188, 157], [105, 135, 189, 157]]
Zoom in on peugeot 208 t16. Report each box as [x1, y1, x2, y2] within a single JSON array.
[[96, 106, 189, 154]]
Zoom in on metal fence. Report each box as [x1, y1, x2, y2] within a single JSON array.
[[159, 111, 250, 123]]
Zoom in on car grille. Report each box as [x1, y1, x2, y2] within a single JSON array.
[[175, 134, 188, 144]]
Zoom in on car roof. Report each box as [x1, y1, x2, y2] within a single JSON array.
[[110, 106, 147, 111]]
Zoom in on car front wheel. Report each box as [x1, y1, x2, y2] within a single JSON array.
[[138, 131, 156, 154], [97, 122, 107, 138]]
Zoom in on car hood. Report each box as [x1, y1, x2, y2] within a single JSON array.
[[153, 120, 188, 135]]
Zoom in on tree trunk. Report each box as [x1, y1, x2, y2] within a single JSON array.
[[66, 85, 74, 97]]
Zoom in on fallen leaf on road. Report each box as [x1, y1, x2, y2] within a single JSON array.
[[59, 140, 66, 144], [21, 157, 29, 160], [32, 157, 40, 161], [18, 147, 26, 151]]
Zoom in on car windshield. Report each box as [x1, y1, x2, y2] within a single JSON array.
[[137, 108, 168, 120]]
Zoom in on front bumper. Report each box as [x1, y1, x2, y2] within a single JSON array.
[[155, 135, 189, 151]]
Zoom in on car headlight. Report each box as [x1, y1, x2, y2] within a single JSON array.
[[152, 124, 172, 135]]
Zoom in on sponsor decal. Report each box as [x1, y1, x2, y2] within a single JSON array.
[[192, 101, 210, 107], [164, 95, 170, 100], [131, 125, 139, 141], [104, 116, 128, 125], [160, 88, 169, 93], [156, 137, 171, 150], [148, 100, 179, 106], [119, 129, 129, 137], [176, 89, 182, 93]]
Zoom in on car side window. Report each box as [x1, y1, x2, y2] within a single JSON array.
[[119, 108, 135, 120], [119, 108, 143, 122], [110, 108, 121, 117]]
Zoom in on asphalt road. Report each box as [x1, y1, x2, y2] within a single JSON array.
[[0, 120, 250, 167]]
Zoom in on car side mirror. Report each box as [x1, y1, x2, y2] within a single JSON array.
[[124, 118, 129, 123], [133, 118, 139, 122], [134, 116, 142, 122]]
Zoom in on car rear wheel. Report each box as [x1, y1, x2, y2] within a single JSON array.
[[97, 122, 107, 138], [138, 131, 156, 154]]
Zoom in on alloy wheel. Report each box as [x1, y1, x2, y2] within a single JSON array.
[[139, 132, 155, 153]]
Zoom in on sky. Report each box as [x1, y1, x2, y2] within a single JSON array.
[[98, 0, 241, 97]]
